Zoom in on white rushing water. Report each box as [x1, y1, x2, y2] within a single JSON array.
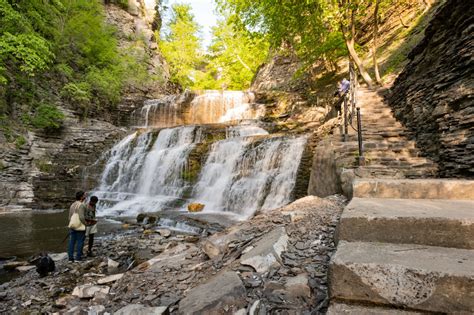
[[191, 133, 307, 218], [133, 91, 265, 128], [95, 126, 201, 215], [94, 92, 307, 219]]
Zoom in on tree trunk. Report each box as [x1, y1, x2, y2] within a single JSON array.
[[373, 0, 382, 84], [346, 38, 373, 88], [340, 3, 374, 88]]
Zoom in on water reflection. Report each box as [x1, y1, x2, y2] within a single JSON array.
[[0, 210, 120, 259]]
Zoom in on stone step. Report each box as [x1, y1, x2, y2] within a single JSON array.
[[327, 302, 423, 314], [338, 198, 474, 249], [353, 179, 474, 200], [329, 241, 474, 313]]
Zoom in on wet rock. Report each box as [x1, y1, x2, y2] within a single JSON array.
[[187, 203, 205, 212], [145, 215, 157, 224], [240, 227, 288, 273], [115, 304, 168, 315], [72, 284, 110, 299], [178, 272, 246, 314], [137, 213, 147, 224], [3, 261, 28, 270], [97, 273, 124, 284]]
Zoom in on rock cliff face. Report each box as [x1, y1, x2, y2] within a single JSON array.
[[0, 109, 124, 210], [0, 2, 169, 211], [387, 0, 474, 177], [104, 1, 175, 126]]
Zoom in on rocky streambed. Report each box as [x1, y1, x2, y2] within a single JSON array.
[[0, 195, 345, 314]]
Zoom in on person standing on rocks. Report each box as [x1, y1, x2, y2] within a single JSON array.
[[85, 196, 99, 257], [68, 191, 87, 262]]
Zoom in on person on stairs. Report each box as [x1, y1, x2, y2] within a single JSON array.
[[85, 196, 99, 257], [67, 191, 87, 262], [334, 78, 350, 116]]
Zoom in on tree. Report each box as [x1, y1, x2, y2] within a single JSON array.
[[196, 16, 269, 90], [215, 0, 396, 87], [372, 0, 382, 84], [159, 4, 204, 88], [335, 0, 374, 87]]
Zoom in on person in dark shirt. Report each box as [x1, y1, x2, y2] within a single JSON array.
[[85, 196, 99, 257]]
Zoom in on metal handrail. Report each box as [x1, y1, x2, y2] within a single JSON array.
[[344, 62, 365, 166]]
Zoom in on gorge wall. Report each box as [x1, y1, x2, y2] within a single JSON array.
[[387, 0, 474, 177], [0, 2, 168, 211]]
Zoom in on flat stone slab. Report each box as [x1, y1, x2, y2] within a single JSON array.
[[178, 271, 246, 314], [240, 227, 288, 273], [97, 273, 124, 284], [327, 302, 423, 314], [114, 304, 168, 315], [353, 179, 474, 200], [330, 241, 474, 313], [339, 198, 474, 248]]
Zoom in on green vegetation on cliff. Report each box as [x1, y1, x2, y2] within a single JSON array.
[[0, 0, 156, 134]]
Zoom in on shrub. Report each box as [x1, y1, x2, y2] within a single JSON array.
[[15, 135, 27, 148], [61, 82, 91, 104], [31, 103, 65, 131]]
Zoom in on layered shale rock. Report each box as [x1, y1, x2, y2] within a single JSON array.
[[387, 0, 474, 177]]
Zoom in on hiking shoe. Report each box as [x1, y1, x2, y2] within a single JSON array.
[[87, 252, 95, 257], [68, 259, 74, 263]]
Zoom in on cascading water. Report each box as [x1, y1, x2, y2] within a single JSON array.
[[190, 133, 307, 218], [132, 91, 265, 128], [93, 90, 308, 219], [95, 126, 201, 215]]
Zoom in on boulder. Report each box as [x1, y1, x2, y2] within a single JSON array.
[[71, 284, 110, 299], [97, 273, 124, 284], [178, 272, 246, 314], [187, 203, 205, 212], [240, 227, 288, 273], [114, 304, 168, 315]]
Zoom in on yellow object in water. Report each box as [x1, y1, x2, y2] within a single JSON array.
[[188, 203, 205, 212]]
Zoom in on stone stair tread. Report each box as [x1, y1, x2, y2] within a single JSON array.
[[353, 179, 474, 200], [327, 302, 424, 314], [329, 241, 474, 313], [339, 198, 474, 248]]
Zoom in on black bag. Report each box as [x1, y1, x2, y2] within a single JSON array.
[[36, 254, 55, 277]]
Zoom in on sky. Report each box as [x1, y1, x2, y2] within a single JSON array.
[[166, 0, 218, 48]]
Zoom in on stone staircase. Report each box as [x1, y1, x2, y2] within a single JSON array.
[[309, 87, 439, 197], [328, 178, 474, 314]]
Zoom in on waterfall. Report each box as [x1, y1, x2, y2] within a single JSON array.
[[93, 91, 308, 219], [95, 126, 201, 215], [132, 91, 265, 128], [191, 134, 307, 218]]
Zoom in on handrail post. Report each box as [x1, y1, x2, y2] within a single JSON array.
[[357, 107, 365, 166], [343, 95, 348, 142]]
